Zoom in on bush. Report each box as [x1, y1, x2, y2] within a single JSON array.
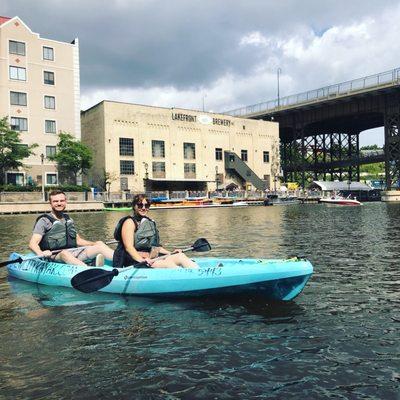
[[0, 184, 40, 192]]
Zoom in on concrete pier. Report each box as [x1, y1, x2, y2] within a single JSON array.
[[381, 190, 400, 202], [0, 201, 104, 214]]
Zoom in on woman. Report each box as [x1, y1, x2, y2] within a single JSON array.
[[113, 194, 198, 268]]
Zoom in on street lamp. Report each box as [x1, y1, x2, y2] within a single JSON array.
[[143, 162, 149, 180], [277, 68, 282, 108], [274, 175, 278, 193], [215, 166, 219, 191], [202, 94, 207, 112], [40, 153, 45, 202]]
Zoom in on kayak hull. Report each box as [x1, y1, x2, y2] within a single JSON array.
[[7, 254, 313, 301]]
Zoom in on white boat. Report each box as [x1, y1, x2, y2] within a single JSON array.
[[319, 194, 362, 206]]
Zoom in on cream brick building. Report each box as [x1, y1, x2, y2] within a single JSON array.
[[81, 101, 280, 193], [0, 16, 80, 186]]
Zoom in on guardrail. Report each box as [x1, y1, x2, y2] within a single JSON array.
[[224, 67, 400, 117]]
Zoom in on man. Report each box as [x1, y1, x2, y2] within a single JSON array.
[[29, 189, 114, 266]]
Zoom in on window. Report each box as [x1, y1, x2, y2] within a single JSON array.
[[45, 120, 56, 133], [44, 71, 55, 85], [119, 138, 134, 156], [152, 162, 166, 178], [43, 46, 54, 61], [183, 143, 196, 160], [9, 40, 25, 56], [215, 148, 223, 161], [9, 66, 26, 81], [44, 96, 55, 109], [46, 145, 56, 158], [11, 117, 28, 131], [152, 140, 165, 158], [120, 177, 128, 191], [263, 151, 270, 163], [120, 160, 135, 175], [241, 150, 248, 162], [184, 163, 196, 179], [46, 173, 58, 185], [10, 91, 27, 106], [7, 172, 24, 185]]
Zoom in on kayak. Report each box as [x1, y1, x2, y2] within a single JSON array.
[[7, 253, 313, 301]]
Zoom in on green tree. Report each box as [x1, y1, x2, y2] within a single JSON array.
[[0, 117, 38, 185], [48, 132, 93, 185], [360, 144, 380, 150]]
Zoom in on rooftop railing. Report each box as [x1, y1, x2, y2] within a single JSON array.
[[224, 67, 400, 117]]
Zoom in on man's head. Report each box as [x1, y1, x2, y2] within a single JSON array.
[[49, 190, 67, 213]]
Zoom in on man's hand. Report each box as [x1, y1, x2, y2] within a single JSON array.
[[40, 250, 53, 257]]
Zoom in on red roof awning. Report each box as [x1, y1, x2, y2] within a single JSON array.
[[0, 16, 11, 26]]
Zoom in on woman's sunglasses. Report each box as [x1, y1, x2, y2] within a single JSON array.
[[136, 202, 151, 209]]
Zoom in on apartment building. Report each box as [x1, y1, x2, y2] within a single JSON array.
[[0, 16, 80, 186], [81, 101, 280, 193]]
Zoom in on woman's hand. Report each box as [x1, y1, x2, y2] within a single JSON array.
[[143, 257, 155, 266]]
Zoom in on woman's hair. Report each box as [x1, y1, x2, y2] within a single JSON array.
[[131, 193, 150, 208]]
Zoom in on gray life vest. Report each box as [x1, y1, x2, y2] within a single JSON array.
[[114, 215, 160, 251], [36, 213, 77, 251]]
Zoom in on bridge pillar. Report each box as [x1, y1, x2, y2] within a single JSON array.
[[384, 111, 400, 190], [282, 129, 361, 186]]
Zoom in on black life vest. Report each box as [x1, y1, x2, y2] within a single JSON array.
[[36, 213, 77, 251], [113, 215, 160, 251], [112, 215, 160, 268]]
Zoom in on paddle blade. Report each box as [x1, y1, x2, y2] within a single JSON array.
[[192, 238, 211, 252], [71, 268, 119, 293], [0, 257, 23, 268]]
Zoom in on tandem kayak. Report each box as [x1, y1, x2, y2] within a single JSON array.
[[7, 253, 313, 301]]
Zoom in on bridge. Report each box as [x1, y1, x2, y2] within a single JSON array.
[[225, 68, 400, 189]]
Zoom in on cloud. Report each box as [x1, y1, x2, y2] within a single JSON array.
[[239, 32, 270, 47], [4, 0, 400, 145]]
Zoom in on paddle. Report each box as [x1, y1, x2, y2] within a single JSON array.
[[0, 240, 118, 268], [70, 238, 211, 294]]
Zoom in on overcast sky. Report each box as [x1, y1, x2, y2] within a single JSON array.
[[4, 0, 399, 146]]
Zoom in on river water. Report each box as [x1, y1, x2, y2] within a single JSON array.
[[0, 203, 399, 399]]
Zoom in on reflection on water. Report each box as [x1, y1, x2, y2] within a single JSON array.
[[0, 204, 399, 399]]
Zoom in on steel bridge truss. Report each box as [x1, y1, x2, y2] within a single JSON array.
[[384, 112, 400, 189], [282, 130, 360, 187]]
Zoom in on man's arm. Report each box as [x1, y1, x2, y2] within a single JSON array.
[[29, 233, 52, 257]]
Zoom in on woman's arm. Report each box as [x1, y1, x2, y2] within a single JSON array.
[[121, 219, 147, 263], [76, 233, 95, 246]]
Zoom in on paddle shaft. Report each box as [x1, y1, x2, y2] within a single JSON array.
[[1, 239, 118, 268], [126, 240, 209, 269], [70, 238, 211, 293]]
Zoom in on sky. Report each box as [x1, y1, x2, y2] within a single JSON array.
[[4, 0, 400, 146]]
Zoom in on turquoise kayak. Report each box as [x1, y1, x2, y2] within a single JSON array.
[[7, 253, 313, 301]]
